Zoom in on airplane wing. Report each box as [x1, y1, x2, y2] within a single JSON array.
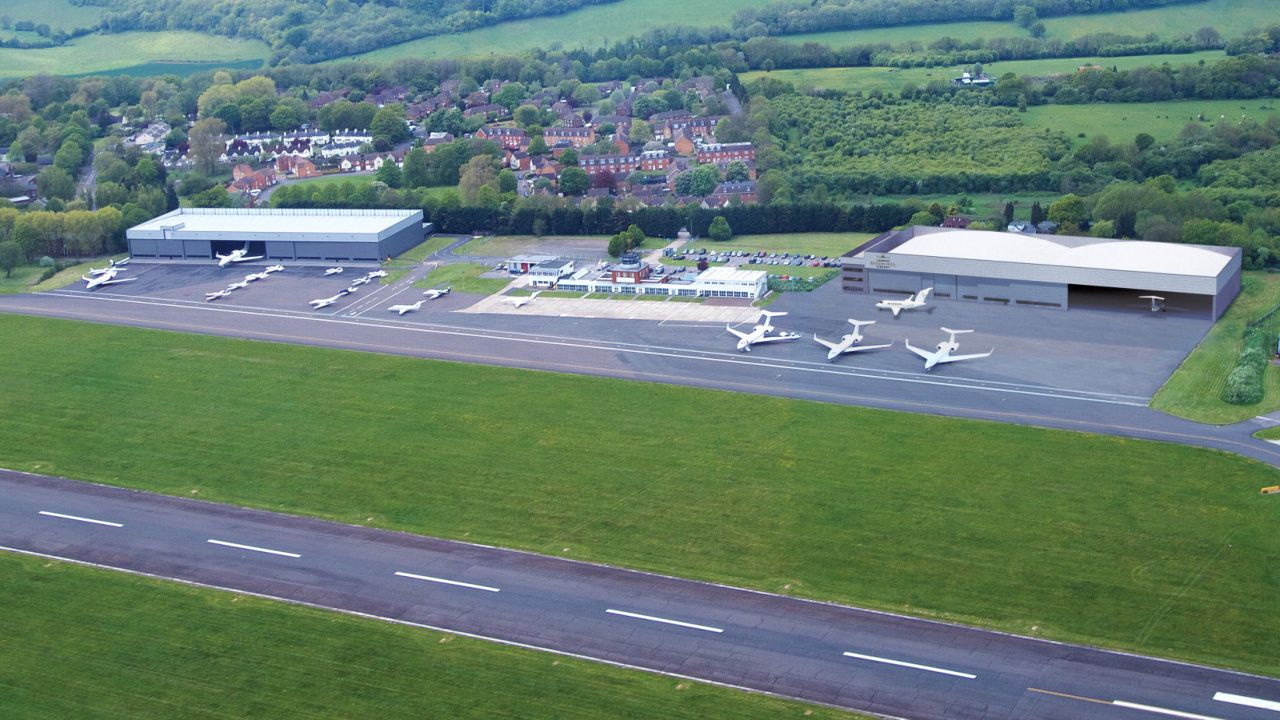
[[813, 335, 839, 351], [941, 349, 994, 363], [99, 277, 137, 286], [752, 334, 799, 344], [725, 325, 750, 340], [904, 340, 934, 360], [842, 342, 892, 353]]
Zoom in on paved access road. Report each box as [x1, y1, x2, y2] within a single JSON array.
[[4, 470, 1279, 720]]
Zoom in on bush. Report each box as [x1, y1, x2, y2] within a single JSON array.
[[1221, 326, 1272, 405], [38, 256, 55, 267]]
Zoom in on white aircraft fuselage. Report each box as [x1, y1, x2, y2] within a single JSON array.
[[389, 300, 425, 315], [876, 287, 932, 317], [81, 267, 135, 290], [905, 328, 993, 371], [216, 248, 264, 267], [814, 320, 891, 361]]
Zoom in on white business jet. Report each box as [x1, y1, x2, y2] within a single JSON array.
[[243, 271, 270, 282], [87, 257, 130, 276], [216, 245, 264, 268], [422, 286, 452, 299], [264, 264, 285, 274], [367, 269, 388, 279], [726, 310, 801, 352], [813, 319, 892, 361], [905, 327, 993, 371], [501, 290, 541, 308], [345, 284, 361, 294], [1140, 295, 1166, 312], [349, 275, 372, 287], [205, 288, 232, 302], [225, 279, 251, 291], [324, 267, 345, 276], [309, 291, 348, 309], [388, 300, 425, 315], [876, 287, 932, 317], [82, 266, 136, 290]]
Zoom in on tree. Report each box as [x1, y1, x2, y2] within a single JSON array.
[[1003, 201, 1015, 225], [0, 241, 21, 277], [459, 155, 498, 203], [1047, 194, 1085, 231], [560, 148, 579, 166], [626, 224, 645, 250], [370, 105, 410, 148], [629, 119, 653, 144], [723, 161, 750, 182], [514, 104, 541, 128], [189, 117, 228, 176], [675, 165, 721, 197], [269, 99, 304, 131], [498, 168, 517, 194], [559, 166, 589, 196], [607, 233, 626, 257], [402, 147, 429, 188], [1134, 132, 1155, 152], [708, 216, 732, 242], [1013, 5, 1037, 28], [375, 160, 402, 188], [527, 135, 549, 156], [53, 139, 83, 175], [37, 167, 75, 201]]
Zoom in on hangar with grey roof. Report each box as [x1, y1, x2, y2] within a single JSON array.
[[126, 208, 424, 263], [842, 226, 1241, 318]]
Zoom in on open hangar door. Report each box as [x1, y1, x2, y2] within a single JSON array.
[[1067, 285, 1213, 319], [209, 239, 268, 259]]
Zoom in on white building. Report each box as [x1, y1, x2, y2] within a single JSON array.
[[557, 263, 766, 299]]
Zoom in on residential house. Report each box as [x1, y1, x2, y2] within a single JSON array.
[[475, 126, 529, 151], [703, 181, 757, 207], [228, 168, 276, 194], [463, 103, 508, 120], [662, 115, 722, 140], [696, 142, 755, 164], [422, 132, 455, 152], [339, 149, 406, 173], [544, 126, 595, 148], [275, 155, 319, 178]]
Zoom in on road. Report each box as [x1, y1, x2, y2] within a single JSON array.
[[1, 284, 1278, 467], [3, 470, 1278, 720]]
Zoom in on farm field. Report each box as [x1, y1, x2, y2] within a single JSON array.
[[779, 0, 1273, 50], [681, 232, 874, 257], [0, 0, 106, 33], [0, 553, 855, 720], [0, 314, 1277, 676], [347, 0, 773, 62], [1022, 99, 1280, 142], [742, 51, 1225, 95], [1153, 272, 1280, 424], [458, 234, 665, 258], [0, 31, 268, 78]]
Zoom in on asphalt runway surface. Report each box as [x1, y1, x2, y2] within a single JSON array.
[[5, 470, 1280, 720], [1, 262, 1279, 465]]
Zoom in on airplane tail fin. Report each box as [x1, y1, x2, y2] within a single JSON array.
[[530, 290, 541, 299], [759, 309, 787, 320], [917, 287, 932, 303], [848, 319, 876, 329], [941, 327, 974, 335]]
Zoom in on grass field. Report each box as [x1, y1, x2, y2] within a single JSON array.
[[0, 314, 1278, 675], [458, 234, 664, 257], [0, 265, 47, 294], [0, 0, 106, 33], [348, 0, 773, 62], [414, 261, 510, 294], [0, 31, 268, 78], [683, 232, 874, 257], [779, 0, 1275, 50], [0, 553, 855, 720], [1152, 272, 1280, 423], [742, 51, 1225, 94], [1023, 99, 1280, 143]]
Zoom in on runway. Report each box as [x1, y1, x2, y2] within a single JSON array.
[[4, 470, 1278, 720], [0, 285, 1278, 466]]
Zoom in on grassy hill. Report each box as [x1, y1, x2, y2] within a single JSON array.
[[0, 0, 106, 34], [0, 31, 268, 77], [1022, 99, 1280, 143]]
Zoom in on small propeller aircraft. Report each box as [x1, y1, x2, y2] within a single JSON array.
[[876, 287, 932, 318], [225, 279, 251, 291], [422, 286, 452, 299], [1140, 295, 1166, 312], [388, 300, 425, 315], [367, 269, 388, 279], [349, 275, 372, 287], [501, 290, 541, 308], [204, 288, 232, 302], [309, 291, 348, 308], [216, 245, 264, 268], [87, 257, 130, 276], [324, 267, 345, 276], [813, 319, 892, 361], [264, 264, 285, 274], [726, 310, 802, 352], [905, 327, 993, 371], [81, 266, 136, 290], [243, 271, 270, 282]]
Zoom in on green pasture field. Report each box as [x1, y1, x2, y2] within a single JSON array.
[[742, 51, 1225, 94], [347, 0, 774, 62], [0, 265, 46, 294], [414, 261, 510, 294], [1022, 99, 1280, 143], [0, 31, 268, 78], [779, 0, 1274, 50], [683, 232, 874, 257], [458, 234, 665, 257], [0, 314, 1277, 675], [1153, 272, 1280, 424], [0, 553, 855, 720], [0, 0, 106, 33]]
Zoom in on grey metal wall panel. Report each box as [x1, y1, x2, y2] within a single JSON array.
[[265, 241, 297, 260], [129, 239, 158, 257], [867, 270, 923, 295], [378, 223, 424, 259], [181, 240, 211, 259]]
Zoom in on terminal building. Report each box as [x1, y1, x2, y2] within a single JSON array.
[[125, 208, 425, 263], [842, 226, 1241, 318], [554, 254, 767, 299]]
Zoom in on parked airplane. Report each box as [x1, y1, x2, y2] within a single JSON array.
[[905, 327, 993, 371], [422, 286, 452, 299], [243, 271, 270, 282], [264, 264, 285, 274], [813, 319, 892, 361], [501, 290, 541, 308], [726, 310, 801, 352], [349, 275, 371, 287], [1140, 295, 1166, 312], [876, 287, 932, 317], [216, 246, 264, 268], [204, 289, 232, 302], [346, 284, 361, 294], [388, 300, 425, 315], [368, 269, 388, 278], [225, 279, 251, 291], [87, 257, 130, 276], [81, 266, 136, 290], [324, 267, 344, 276], [309, 291, 348, 308]]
